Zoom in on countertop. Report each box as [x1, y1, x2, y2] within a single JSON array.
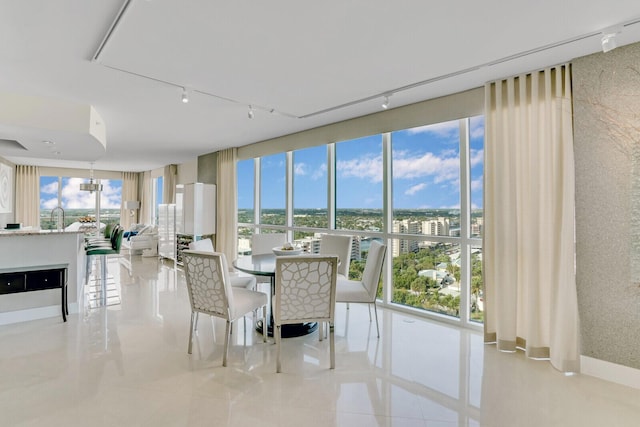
[[0, 229, 85, 237]]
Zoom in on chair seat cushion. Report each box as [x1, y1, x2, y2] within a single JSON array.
[[229, 273, 257, 289], [335, 278, 369, 303], [86, 248, 118, 255], [230, 288, 267, 320]]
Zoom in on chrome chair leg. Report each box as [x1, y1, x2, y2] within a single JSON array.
[[188, 311, 196, 354]]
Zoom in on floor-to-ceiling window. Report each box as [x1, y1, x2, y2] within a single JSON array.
[[39, 175, 122, 231], [260, 153, 286, 230], [150, 176, 164, 225], [236, 115, 483, 327], [237, 158, 255, 254], [390, 120, 462, 317], [293, 145, 328, 239]]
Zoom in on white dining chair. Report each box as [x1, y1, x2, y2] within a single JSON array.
[[335, 240, 387, 338], [182, 250, 268, 366], [251, 233, 287, 255], [319, 234, 353, 278], [274, 255, 338, 372], [251, 233, 287, 286], [188, 238, 256, 289]]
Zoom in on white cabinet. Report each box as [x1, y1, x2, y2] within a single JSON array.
[[176, 183, 216, 236]]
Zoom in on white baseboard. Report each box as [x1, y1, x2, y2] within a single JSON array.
[[0, 304, 77, 325], [581, 355, 640, 390]]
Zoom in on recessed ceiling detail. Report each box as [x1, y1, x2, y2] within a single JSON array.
[[0, 139, 27, 151], [0, 92, 106, 162]]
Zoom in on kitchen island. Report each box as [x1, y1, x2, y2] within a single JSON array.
[[0, 229, 86, 325]]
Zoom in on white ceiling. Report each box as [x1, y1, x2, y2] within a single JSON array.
[[1, 0, 640, 172]]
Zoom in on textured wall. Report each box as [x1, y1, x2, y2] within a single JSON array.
[[197, 151, 217, 185], [573, 42, 640, 369]]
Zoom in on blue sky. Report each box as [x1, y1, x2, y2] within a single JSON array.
[[40, 176, 123, 209], [239, 116, 484, 210]]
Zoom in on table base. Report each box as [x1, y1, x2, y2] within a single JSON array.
[[256, 320, 318, 338]]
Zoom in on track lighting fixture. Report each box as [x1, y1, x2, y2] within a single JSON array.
[[601, 26, 622, 53], [181, 87, 189, 103], [248, 105, 254, 119], [381, 95, 390, 110]]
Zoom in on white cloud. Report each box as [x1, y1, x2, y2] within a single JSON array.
[[405, 183, 427, 195], [471, 177, 483, 192], [470, 116, 485, 139], [311, 163, 327, 180], [100, 179, 122, 209], [58, 178, 122, 209], [406, 120, 459, 137], [337, 148, 462, 188], [294, 163, 307, 176], [470, 149, 484, 167], [41, 181, 58, 195], [337, 155, 383, 183], [393, 150, 459, 184], [41, 196, 59, 210]]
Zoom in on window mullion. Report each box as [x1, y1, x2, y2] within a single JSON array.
[[382, 132, 392, 305], [327, 144, 336, 230], [459, 118, 471, 326]]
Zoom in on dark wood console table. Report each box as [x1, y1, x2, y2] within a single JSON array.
[[0, 264, 68, 322]]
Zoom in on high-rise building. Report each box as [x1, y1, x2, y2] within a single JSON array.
[[392, 219, 420, 256], [294, 235, 321, 254], [422, 217, 450, 236], [471, 217, 484, 237]]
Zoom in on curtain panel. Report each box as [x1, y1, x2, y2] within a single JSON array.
[[484, 64, 580, 372], [120, 171, 139, 229], [15, 165, 40, 227], [163, 164, 177, 204], [216, 148, 238, 265]]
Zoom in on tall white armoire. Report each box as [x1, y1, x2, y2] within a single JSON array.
[[175, 183, 216, 264]]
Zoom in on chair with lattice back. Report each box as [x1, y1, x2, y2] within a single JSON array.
[[188, 238, 256, 289], [182, 250, 268, 366], [274, 255, 338, 373]]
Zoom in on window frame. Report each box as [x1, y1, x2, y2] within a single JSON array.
[[237, 117, 483, 330]]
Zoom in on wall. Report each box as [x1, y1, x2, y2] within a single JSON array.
[[573, 42, 640, 370], [197, 152, 217, 184], [0, 157, 15, 229], [238, 87, 483, 160], [177, 159, 197, 185]]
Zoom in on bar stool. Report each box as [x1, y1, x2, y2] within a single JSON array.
[[86, 227, 124, 306]]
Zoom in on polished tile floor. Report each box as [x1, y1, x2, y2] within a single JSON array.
[[1, 254, 639, 426]]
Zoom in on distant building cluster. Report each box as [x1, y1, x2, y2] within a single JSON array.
[[391, 217, 451, 257], [294, 233, 362, 261]]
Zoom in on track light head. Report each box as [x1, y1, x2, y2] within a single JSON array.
[[181, 87, 189, 103], [601, 25, 622, 53], [248, 105, 254, 119], [601, 33, 617, 53], [381, 95, 390, 110]]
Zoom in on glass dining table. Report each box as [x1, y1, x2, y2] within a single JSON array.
[[233, 254, 318, 338]]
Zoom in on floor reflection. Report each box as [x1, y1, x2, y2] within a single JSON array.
[[0, 253, 638, 426]]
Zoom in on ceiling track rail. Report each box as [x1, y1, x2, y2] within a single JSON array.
[[92, 0, 133, 63], [90, 4, 640, 120]]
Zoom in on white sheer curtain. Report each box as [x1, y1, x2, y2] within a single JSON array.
[[484, 64, 580, 372], [119, 172, 139, 229], [15, 165, 40, 227], [216, 148, 238, 265]]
